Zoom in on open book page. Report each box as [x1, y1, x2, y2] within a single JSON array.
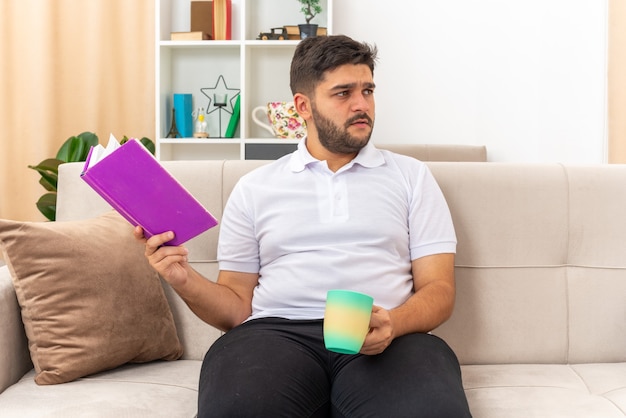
[[86, 133, 121, 170]]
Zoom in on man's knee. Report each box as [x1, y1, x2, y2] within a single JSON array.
[[331, 333, 470, 417], [198, 319, 330, 417]]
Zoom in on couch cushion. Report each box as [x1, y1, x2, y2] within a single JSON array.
[[0, 211, 183, 385], [57, 162, 228, 361], [376, 143, 488, 162], [428, 163, 626, 365], [0, 266, 31, 394], [462, 363, 626, 417], [0, 360, 201, 418]]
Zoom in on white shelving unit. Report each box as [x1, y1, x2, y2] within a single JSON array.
[[156, 0, 333, 160]]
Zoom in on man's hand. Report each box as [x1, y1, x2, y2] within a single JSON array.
[[134, 226, 190, 288], [134, 226, 259, 331], [359, 254, 456, 356], [360, 305, 394, 355]]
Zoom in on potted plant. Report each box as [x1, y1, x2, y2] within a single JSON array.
[[28, 132, 155, 221], [298, 0, 322, 39]]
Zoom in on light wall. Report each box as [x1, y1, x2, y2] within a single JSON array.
[[608, 0, 626, 163], [335, 0, 609, 163]]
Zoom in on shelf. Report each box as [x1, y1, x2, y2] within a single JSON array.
[[156, 0, 332, 161], [159, 137, 242, 144], [159, 40, 237, 47], [160, 40, 302, 47], [244, 138, 299, 144], [244, 40, 301, 47], [158, 138, 299, 145]]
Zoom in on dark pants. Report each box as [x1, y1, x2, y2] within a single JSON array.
[[198, 318, 471, 418]]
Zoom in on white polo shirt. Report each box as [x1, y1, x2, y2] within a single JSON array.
[[218, 140, 456, 321]]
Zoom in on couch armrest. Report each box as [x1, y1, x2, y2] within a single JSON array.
[[0, 265, 32, 394]]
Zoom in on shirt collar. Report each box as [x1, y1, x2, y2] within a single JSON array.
[[289, 138, 386, 173], [289, 138, 319, 172]]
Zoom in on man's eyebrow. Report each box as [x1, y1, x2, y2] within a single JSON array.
[[330, 82, 376, 91]]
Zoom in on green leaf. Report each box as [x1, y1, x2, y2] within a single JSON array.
[[56, 132, 99, 162], [139, 137, 156, 155], [28, 158, 63, 191], [36, 192, 57, 221], [56, 136, 78, 162], [38, 176, 56, 192], [28, 158, 62, 173]]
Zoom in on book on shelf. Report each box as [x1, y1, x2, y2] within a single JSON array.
[[81, 135, 218, 246], [224, 95, 240, 138], [191, 1, 214, 39], [170, 31, 211, 41], [283, 26, 300, 40], [212, 0, 232, 41]]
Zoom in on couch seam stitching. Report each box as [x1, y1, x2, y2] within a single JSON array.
[[464, 384, 589, 391], [561, 163, 571, 365], [455, 264, 626, 269], [565, 366, 626, 415], [76, 377, 198, 393]]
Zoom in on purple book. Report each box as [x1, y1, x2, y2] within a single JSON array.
[[80, 139, 218, 246]]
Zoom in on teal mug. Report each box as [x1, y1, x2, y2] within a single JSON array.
[[323, 290, 374, 354]]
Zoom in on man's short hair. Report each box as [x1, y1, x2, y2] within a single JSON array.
[[290, 35, 378, 96]]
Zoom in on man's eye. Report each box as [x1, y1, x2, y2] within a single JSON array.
[[364, 89, 374, 95], [337, 91, 348, 97]]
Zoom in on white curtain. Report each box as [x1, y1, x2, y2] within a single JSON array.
[[0, 0, 154, 221]]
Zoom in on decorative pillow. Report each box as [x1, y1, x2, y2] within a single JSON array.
[[0, 211, 183, 385]]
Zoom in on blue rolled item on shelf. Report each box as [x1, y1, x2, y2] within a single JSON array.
[[173, 94, 193, 138]]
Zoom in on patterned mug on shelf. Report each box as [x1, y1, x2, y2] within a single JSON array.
[[251, 101, 307, 139]]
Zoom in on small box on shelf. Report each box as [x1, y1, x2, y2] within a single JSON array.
[[170, 31, 211, 41]]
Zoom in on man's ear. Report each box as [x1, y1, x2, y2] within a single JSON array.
[[294, 93, 312, 119]]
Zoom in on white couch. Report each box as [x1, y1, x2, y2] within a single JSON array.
[[1, 145, 625, 417]]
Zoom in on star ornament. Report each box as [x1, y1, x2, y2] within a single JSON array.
[[201, 75, 240, 115]]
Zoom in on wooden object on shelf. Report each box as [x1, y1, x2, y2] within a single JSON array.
[[191, 1, 214, 39], [170, 31, 211, 41], [212, 0, 232, 41]]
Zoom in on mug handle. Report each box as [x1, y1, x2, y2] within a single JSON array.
[[251, 106, 276, 136]]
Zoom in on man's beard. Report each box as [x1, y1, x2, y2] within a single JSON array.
[[311, 104, 374, 155]]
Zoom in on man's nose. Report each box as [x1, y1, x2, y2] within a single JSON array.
[[351, 93, 372, 112]]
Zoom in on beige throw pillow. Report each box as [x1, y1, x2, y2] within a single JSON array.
[[0, 211, 183, 385]]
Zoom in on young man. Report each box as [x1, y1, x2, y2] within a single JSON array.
[[137, 35, 472, 417]]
